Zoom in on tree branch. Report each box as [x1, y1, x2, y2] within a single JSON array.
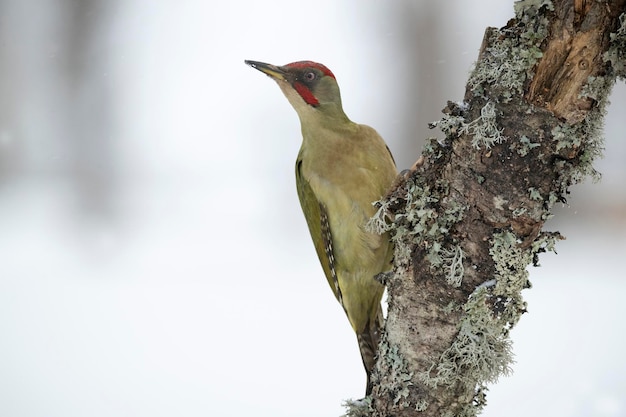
[[351, 1, 626, 416]]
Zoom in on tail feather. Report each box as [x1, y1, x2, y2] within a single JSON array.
[[357, 305, 384, 395]]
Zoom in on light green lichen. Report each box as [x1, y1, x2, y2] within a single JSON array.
[[429, 113, 467, 138], [443, 245, 466, 287], [551, 73, 611, 189], [555, 25, 625, 189], [603, 12, 626, 79], [415, 398, 429, 412], [513, 0, 554, 16], [553, 124, 583, 152], [342, 397, 372, 417], [580, 75, 613, 102], [422, 137, 446, 160], [372, 338, 415, 410], [528, 187, 542, 201], [369, 176, 467, 286], [418, 286, 514, 389], [511, 135, 541, 156], [512, 207, 527, 217], [460, 102, 506, 149], [430, 2, 550, 152], [418, 229, 561, 416], [430, 102, 505, 149], [368, 199, 395, 235], [443, 301, 459, 315], [468, 4, 549, 101]]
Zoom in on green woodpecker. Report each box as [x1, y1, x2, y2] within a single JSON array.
[[245, 59, 397, 394]]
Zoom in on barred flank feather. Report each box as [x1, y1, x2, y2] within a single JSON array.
[[319, 203, 343, 308], [357, 305, 384, 395]]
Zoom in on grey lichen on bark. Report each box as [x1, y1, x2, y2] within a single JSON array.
[[345, 1, 626, 416]]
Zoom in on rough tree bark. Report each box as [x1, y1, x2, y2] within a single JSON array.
[[346, 1, 626, 416]]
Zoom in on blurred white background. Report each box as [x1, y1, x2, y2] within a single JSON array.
[[0, 1, 624, 416]]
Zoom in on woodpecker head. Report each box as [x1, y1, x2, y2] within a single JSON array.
[[245, 60, 347, 122]]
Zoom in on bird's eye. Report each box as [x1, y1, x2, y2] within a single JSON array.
[[304, 72, 316, 81]]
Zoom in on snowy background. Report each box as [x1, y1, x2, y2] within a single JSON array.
[[0, 1, 625, 416]]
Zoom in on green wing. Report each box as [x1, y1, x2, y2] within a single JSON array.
[[295, 158, 343, 305]]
